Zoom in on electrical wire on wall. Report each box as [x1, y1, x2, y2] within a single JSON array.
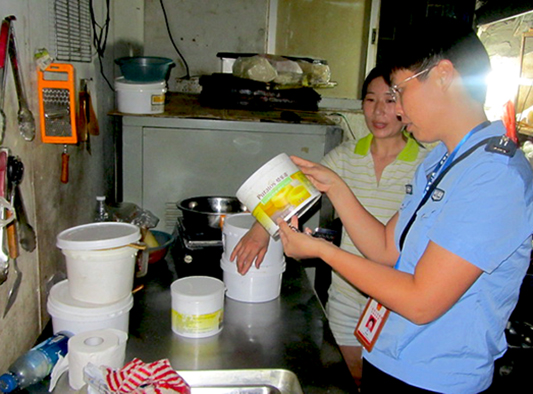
[[160, 0, 190, 79], [328, 112, 356, 140], [89, 0, 113, 90]]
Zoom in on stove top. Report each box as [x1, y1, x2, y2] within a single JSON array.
[[176, 217, 223, 250], [172, 217, 224, 279]]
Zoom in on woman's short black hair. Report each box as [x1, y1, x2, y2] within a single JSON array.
[[387, 17, 491, 104], [361, 66, 391, 99]]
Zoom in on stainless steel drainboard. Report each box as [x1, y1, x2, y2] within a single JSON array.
[[177, 369, 304, 394]]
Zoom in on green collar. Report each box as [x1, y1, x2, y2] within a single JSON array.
[[354, 131, 420, 162]]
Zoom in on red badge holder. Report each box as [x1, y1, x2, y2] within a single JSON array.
[[355, 298, 390, 352]]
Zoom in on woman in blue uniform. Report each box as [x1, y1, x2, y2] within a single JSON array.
[[277, 17, 533, 393]]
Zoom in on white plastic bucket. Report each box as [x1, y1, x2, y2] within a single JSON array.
[[47, 280, 133, 335], [222, 213, 284, 266], [221, 255, 285, 303], [115, 77, 167, 114], [56, 222, 141, 304], [236, 153, 321, 237], [171, 276, 225, 338]]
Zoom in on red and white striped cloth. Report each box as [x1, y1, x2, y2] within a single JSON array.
[[104, 358, 190, 394]]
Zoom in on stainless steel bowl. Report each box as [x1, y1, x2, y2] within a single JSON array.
[[177, 196, 247, 230]]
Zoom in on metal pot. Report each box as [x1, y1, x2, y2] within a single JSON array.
[[177, 196, 247, 231]]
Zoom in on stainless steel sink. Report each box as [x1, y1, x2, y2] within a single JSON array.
[[177, 369, 304, 394]]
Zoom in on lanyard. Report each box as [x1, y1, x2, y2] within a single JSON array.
[[424, 121, 491, 195], [397, 121, 492, 265]]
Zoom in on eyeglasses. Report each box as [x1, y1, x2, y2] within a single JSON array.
[[390, 67, 432, 102]]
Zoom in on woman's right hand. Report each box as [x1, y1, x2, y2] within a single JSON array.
[[290, 156, 344, 195], [230, 221, 270, 275]]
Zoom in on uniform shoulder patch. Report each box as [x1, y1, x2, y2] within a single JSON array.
[[485, 136, 517, 157]]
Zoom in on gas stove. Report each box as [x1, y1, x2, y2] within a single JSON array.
[[171, 217, 223, 279]]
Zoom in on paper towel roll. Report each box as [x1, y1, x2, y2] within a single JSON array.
[[68, 328, 128, 390]]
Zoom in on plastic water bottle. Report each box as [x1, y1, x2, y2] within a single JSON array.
[[0, 332, 71, 393], [93, 196, 110, 222]]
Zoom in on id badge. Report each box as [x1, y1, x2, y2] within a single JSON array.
[[354, 297, 390, 352]]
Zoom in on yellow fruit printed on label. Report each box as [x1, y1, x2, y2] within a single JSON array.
[[287, 185, 311, 206], [271, 184, 293, 208], [172, 309, 223, 333]]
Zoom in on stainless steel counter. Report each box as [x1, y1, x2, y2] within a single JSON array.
[[29, 256, 356, 393], [126, 257, 356, 393]]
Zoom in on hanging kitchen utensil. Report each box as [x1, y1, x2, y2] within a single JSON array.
[[37, 63, 77, 144], [0, 149, 8, 286], [3, 155, 22, 316], [14, 181, 35, 252], [77, 79, 88, 143], [61, 145, 69, 184], [38, 63, 77, 182], [0, 19, 12, 144], [86, 85, 99, 136], [6, 156, 34, 252], [78, 79, 91, 154], [5, 16, 36, 141]]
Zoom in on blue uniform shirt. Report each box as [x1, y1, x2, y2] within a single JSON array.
[[364, 121, 533, 393]]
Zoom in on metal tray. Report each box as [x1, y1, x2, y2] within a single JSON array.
[[177, 369, 304, 394]]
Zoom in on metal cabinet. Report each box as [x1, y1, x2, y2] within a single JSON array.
[[120, 116, 343, 232]]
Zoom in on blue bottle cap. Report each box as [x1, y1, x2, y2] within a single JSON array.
[[0, 373, 18, 393]]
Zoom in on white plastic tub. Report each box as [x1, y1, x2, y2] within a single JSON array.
[[56, 222, 141, 304], [115, 77, 167, 114], [171, 276, 225, 338], [47, 280, 133, 335], [236, 153, 320, 237], [222, 213, 284, 266], [221, 256, 285, 303]]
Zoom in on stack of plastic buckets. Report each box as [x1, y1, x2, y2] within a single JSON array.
[[114, 56, 174, 114], [221, 213, 285, 303], [47, 222, 141, 335]]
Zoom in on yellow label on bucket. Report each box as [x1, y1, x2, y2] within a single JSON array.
[[172, 309, 223, 334], [252, 171, 312, 233], [236, 153, 321, 237]]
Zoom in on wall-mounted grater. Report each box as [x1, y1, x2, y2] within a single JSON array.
[[37, 63, 77, 144]]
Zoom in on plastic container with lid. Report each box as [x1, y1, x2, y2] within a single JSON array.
[[56, 222, 141, 304], [236, 153, 321, 237], [222, 213, 284, 266], [47, 280, 133, 335], [115, 77, 167, 114], [221, 255, 285, 303], [171, 276, 225, 338]]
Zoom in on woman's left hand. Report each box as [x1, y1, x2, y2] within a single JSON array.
[[277, 216, 328, 260]]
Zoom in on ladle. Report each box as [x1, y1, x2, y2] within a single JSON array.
[[6, 16, 35, 141]]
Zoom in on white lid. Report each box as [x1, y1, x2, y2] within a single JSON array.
[[47, 280, 134, 317], [171, 276, 225, 300], [114, 76, 166, 89], [56, 222, 141, 250]]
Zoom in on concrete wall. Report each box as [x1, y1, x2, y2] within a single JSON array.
[[143, 0, 270, 91], [0, 0, 137, 371]]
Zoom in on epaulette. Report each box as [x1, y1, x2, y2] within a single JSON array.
[[485, 135, 517, 157]]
